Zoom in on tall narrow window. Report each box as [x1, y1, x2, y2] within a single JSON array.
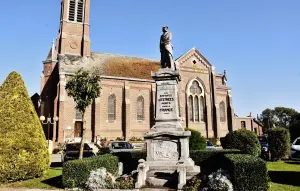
[[194, 96, 199, 122], [241, 121, 246, 129], [69, 0, 84, 23], [137, 96, 144, 120], [108, 94, 116, 121], [200, 96, 205, 122], [77, 0, 84, 22], [189, 95, 193, 122], [219, 101, 226, 122], [188, 80, 205, 123], [69, 0, 76, 21], [75, 109, 82, 120]]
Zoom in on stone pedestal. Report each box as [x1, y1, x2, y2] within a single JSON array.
[[135, 69, 200, 189]]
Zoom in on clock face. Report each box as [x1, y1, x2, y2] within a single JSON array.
[[70, 41, 78, 49]]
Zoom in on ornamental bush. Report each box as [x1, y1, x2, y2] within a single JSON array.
[[220, 129, 261, 157], [186, 128, 206, 150], [224, 154, 268, 191], [268, 127, 290, 161], [0, 72, 50, 183], [62, 154, 118, 188], [190, 150, 241, 174]]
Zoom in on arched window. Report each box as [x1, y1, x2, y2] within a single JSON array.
[[194, 96, 199, 122], [108, 94, 116, 121], [200, 96, 205, 122], [137, 96, 144, 120], [188, 80, 205, 123], [219, 101, 226, 122], [69, 0, 84, 22], [188, 95, 193, 122], [190, 81, 202, 94], [75, 109, 82, 120]]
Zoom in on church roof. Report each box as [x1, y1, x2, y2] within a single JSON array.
[[59, 52, 160, 80], [91, 52, 160, 80]]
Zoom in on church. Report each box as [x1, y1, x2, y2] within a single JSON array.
[[38, 0, 263, 146]]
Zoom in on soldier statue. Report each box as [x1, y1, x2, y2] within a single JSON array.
[[160, 26, 176, 70]]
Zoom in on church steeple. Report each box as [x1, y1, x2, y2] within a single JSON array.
[[56, 0, 91, 57]]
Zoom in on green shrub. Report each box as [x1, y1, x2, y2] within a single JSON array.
[[0, 72, 50, 183], [220, 129, 261, 156], [190, 149, 241, 174], [186, 128, 206, 150], [224, 154, 268, 191], [268, 127, 290, 161], [62, 154, 118, 188]]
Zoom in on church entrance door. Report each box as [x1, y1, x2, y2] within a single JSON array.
[[74, 121, 83, 137]]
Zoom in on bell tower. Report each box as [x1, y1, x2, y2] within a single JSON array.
[[56, 0, 91, 57]]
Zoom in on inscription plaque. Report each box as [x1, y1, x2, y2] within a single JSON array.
[[156, 84, 178, 119]]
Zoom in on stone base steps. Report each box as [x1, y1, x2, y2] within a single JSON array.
[[147, 169, 196, 177]]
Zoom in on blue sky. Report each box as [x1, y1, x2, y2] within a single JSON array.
[[0, 0, 299, 117]]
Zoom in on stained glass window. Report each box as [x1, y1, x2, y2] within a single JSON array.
[[194, 96, 199, 122], [200, 96, 205, 122], [190, 81, 202, 94], [189, 95, 193, 122]]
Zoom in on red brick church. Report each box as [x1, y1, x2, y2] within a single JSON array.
[[37, 0, 263, 147]]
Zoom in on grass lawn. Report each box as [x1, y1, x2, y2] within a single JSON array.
[[0, 167, 63, 190], [267, 160, 300, 191]]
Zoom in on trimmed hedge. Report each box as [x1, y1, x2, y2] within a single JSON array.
[[224, 154, 269, 191], [113, 150, 240, 175], [268, 127, 290, 161], [0, 72, 50, 183], [220, 129, 261, 157], [186, 128, 206, 150], [62, 154, 119, 188], [190, 150, 240, 174]]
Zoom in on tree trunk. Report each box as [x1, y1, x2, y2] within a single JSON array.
[[79, 113, 85, 160]]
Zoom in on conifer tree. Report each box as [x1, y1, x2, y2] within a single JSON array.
[[0, 71, 50, 182]]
